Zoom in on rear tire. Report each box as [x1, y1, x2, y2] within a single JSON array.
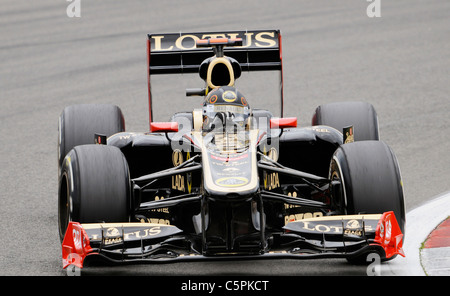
[[58, 145, 131, 241], [58, 104, 125, 170], [312, 101, 379, 141]]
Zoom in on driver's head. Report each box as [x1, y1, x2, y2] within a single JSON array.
[[202, 86, 251, 132]]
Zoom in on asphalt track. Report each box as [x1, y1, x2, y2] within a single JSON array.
[[0, 0, 449, 276]]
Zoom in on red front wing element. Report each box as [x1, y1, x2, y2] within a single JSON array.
[[373, 211, 405, 259], [62, 222, 94, 269]]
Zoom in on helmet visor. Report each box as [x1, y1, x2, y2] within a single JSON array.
[[203, 104, 250, 131]]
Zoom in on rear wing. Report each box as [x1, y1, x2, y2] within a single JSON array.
[[146, 30, 283, 125]]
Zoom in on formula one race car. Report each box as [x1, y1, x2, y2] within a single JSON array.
[[58, 30, 405, 269]]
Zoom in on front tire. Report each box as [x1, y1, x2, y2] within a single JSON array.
[[329, 141, 405, 262], [58, 144, 131, 241]]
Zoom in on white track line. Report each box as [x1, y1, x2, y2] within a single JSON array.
[[381, 191, 450, 276]]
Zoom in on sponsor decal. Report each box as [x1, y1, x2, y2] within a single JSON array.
[[150, 31, 278, 52], [215, 177, 249, 187], [89, 225, 168, 244], [298, 220, 374, 234], [343, 126, 354, 144], [262, 146, 279, 162], [383, 214, 392, 245], [73, 228, 83, 250], [151, 196, 169, 214], [222, 90, 237, 103], [284, 212, 324, 225], [213, 105, 245, 114], [139, 217, 171, 225], [209, 94, 218, 104], [210, 153, 248, 162], [171, 149, 186, 192], [103, 227, 123, 245], [172, 149, 184, 166], [267, 147, 278, 162], [124, 227, 162, 239], [264, 172, 280, 190], [172, 174, 185, 192]]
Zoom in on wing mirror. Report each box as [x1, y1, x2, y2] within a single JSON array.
[[270, 117, 297, 129], [150, 122, 179, 133]]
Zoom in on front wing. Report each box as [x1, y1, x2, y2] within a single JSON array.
[[62, 212, 404, 269]]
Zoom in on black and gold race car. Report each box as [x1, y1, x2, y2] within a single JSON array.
[[58, 30, 405, 269]]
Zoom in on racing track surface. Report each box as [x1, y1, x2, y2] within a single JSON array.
[[1, 0, 449, 276]]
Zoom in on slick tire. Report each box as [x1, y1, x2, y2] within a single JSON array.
[[58, 144, 131, 241], [58, 104, 125, 170], [312, 101, 379, 141], [329, 141, 406, 262]]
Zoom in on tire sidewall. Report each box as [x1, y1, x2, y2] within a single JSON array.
[[58, 149, 80, 241]]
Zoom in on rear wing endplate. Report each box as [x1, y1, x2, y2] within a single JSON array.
[[146, 30, 283, 124]]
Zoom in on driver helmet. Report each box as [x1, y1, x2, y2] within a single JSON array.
[[202, 86, 251, 132]]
